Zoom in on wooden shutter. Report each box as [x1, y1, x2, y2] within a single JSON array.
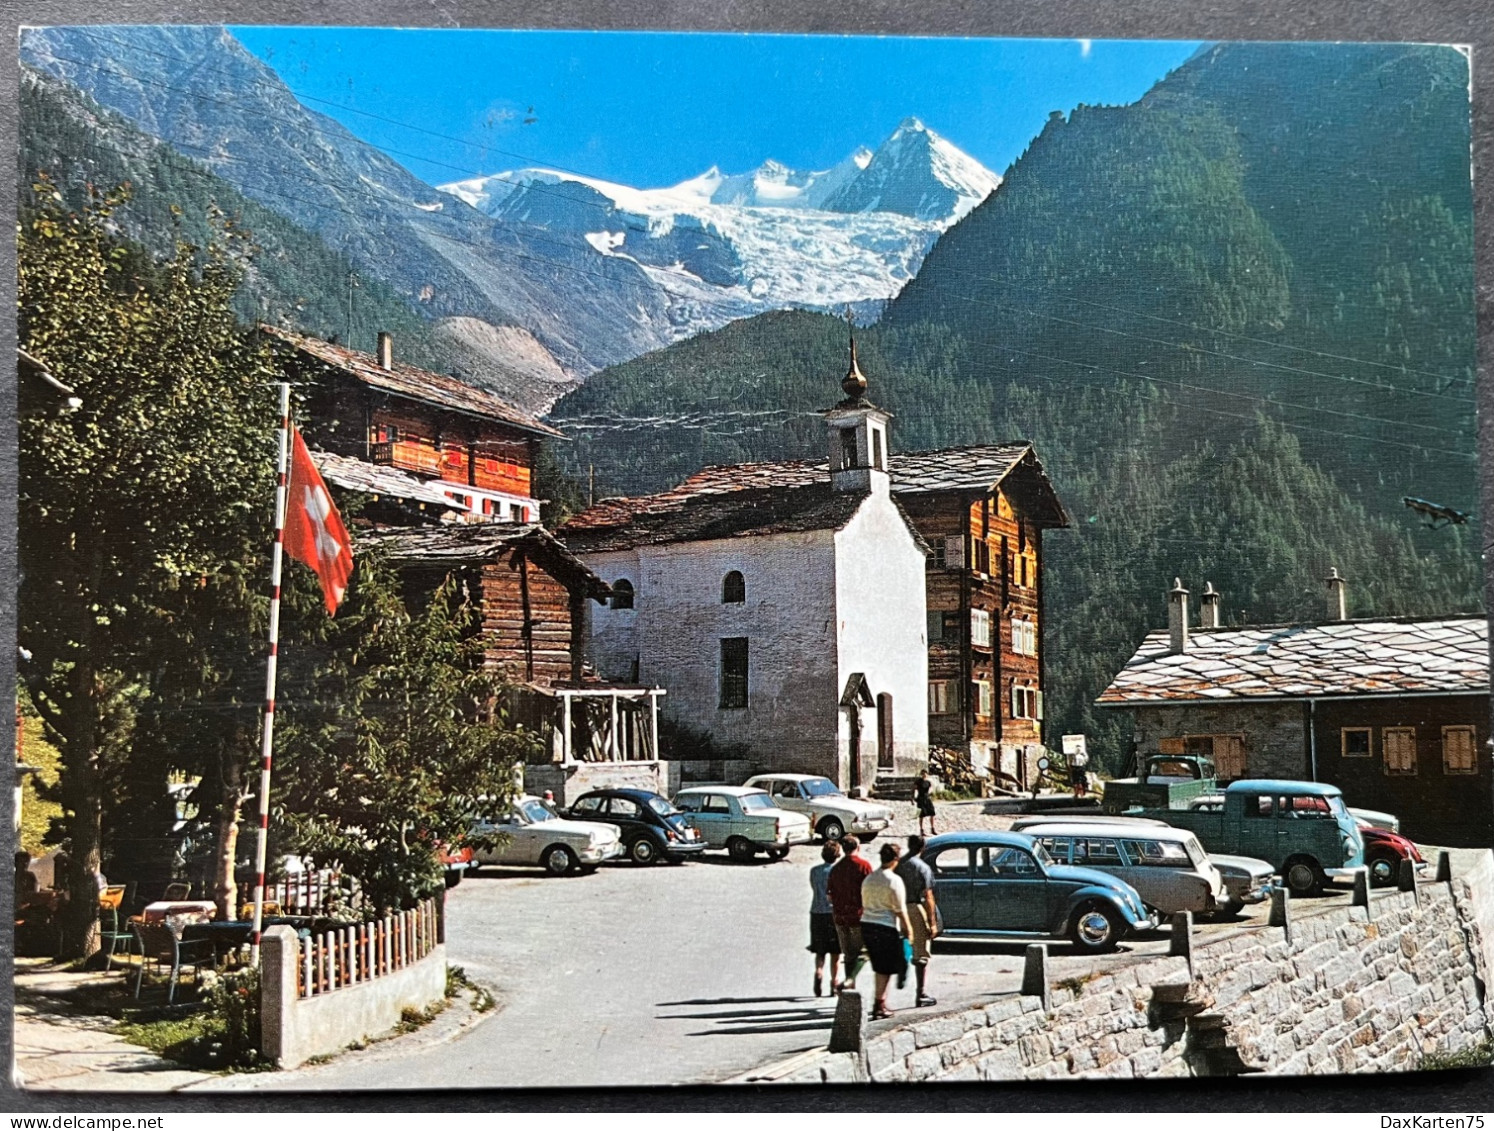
[[1157, 737, 1185, 755], [1383, 727, 1417, 775], [1213, 735, 1246, 779], [1442, 726, 1477, 775]]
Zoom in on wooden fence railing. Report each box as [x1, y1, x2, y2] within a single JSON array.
[[295, 897, 441, 999], [265, 871, 363, 916]]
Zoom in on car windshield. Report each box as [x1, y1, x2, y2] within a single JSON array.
[[1031, 842, 1054, 868], [739, 793, 775, 812], [1183, 836, 1208, 867], [516, 799, 554, 824], [646, 796, 679, 817], [800, 778, 842, 798]]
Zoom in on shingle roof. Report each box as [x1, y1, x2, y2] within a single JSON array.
[[358, 523, 609, 599], [1097, 616, 1489, 705], [262, 324, 564, 438], [312, 450, 459, 511], [564, 442, 1069, 542], [560, 482, 882, 553]]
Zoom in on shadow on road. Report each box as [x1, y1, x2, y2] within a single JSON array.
[[656, 995, 836, 1039]]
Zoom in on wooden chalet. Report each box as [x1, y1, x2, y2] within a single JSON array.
[[262, 325, 563, 526]]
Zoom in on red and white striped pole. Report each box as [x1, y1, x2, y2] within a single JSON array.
[[250, 382, 292, 965]]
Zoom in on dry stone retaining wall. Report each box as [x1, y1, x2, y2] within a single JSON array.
[[774, 851, 1494, 1084]]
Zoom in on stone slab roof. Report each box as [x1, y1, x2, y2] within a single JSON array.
[[263, 324, 563, 438], [312, 450, 458, 511], [560, 482, 878, 553], [358, 523, 610, 599], [1098, 615, 1489, 705]]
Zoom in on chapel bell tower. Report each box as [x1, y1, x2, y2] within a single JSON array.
[[826, 337, 892, 496]]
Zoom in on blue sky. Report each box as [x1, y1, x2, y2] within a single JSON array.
[[228, 29, 1203, 189]]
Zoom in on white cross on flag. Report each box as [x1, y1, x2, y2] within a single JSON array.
[[284, 428, 354, 614]]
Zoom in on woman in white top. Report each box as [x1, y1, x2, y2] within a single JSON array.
[[860, 842, 912, 1020]]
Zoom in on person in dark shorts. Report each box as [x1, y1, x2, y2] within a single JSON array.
[[914, 769, 938, 836], [895, 834, 939, 1007], [827, 835, 873, 990], [1069, 746, 1090, 798], [807, 840, 842, 996], [860, 841, 912, 1020]]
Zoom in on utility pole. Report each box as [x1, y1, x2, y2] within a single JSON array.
[[588, 464, 595, 508], [346, 270, 359, 347]]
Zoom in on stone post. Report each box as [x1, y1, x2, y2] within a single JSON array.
[[828, 990, 864, 1054], [1268, 886, 1293, 944], [1352, 867, 1372, 917], [259, 924, 299, 1067], [1436, 851, 1453, 882], [1022, 943, 1052, 1011], [1398, 857, 1419, 904], [1169, 911, 1195, 978]]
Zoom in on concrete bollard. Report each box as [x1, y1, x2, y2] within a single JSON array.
[[1169, 911, 1195, 978], [1436, 851, 1453, 883], [258, 924, 299, 1067], [828, 990, 865, 1054], [1398, 857, 1419, 904], [1268, 886, 1293, 944], [1352, 867, 1371, 916], [1022, 943, 1052, 1011]]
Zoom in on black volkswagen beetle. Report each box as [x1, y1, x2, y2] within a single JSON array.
[[563, 788, 706, 865]]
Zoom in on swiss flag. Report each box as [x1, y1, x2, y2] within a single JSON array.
[[284, 428, 354, 614]]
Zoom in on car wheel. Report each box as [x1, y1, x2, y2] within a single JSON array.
[[1367, 852, 1399, 888], [727, 837, 756, 863], [630, 837, 660, 865], [1215, 899, 1243, 919], [1284, 856, 1325, 897], [1069, 901, 1123, 953], [817, 817, 845, 842], [767, 846, 790, 861], [466, 861, 482, 877], [542, 845, 577, 876], [444, 869, 463, 889]]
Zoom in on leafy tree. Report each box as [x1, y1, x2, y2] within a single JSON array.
[[272, 557, 537, 912], [18, 180, 280, 957]]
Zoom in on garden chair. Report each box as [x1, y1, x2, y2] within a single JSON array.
[[131, 919, 213, 1004], [98, 884, 138, 973], [162, 881, 191, 901]]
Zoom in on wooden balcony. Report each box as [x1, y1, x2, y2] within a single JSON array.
[[370, 440, 441, 477]]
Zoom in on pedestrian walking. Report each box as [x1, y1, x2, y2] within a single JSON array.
[[807, 840, 843, 997], [826, 835, 872, 990], [895, 834, 939, 1007], [1069, 746, 1090, 798], [914, 769, 938, 836], [860, 842, 912, 1020]]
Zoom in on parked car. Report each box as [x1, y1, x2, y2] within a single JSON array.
[[468, 795, 624, 876], [1147, 780, 1364, 896], [563, 788, 706, 865], [1014, 820, 1273, 918], [672, 786, 813, 862], [441, 844, 474, 887], [919, 830, 1155, 953], [742, 773, 895, 841], [1101, 754, 1218, 813]]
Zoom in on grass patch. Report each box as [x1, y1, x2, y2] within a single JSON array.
[[1418, 1039, 1494, 1071], [111, 1008, 274, 1073], [1055, 973, 1100, 998], [394, 1000, 448, 1034], [447, 964, 496, 1013]]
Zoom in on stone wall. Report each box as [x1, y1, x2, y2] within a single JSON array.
[[1129, 701, 1306, 780], [523, 760, 667, 805], [772, 851, 1494, 1084]]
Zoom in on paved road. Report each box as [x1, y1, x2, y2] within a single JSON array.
[[210, 839, 1295, 1092]]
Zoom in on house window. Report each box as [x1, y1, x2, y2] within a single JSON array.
[[840, 429, 858, 470], [942, 536, 964, 569], [877, 693, 894, 768], [1341, 728, 1372, 758], [871, 428, 885, 471], [1443, 726, 1477, 775], [973, 539, 992, 576], [973, 680, 993, 719], [719, 637, 748, 709], [722, 570, 746, 604], [610, 579, 634, 610], [928, 680, 957, 715], [1011, 685, 1043, 721], [971, 609, 992, 649], [1012, 618, 1037, 656], [1383, 727, 1417, 775], [927, 611, 945, 643], [1175, 734, 1246, 780]]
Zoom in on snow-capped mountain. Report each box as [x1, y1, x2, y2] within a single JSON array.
[[439, 119, 1000, 327]]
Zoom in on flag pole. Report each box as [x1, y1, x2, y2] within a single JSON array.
[[250, 382, 291, 965]]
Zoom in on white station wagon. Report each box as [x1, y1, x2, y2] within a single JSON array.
[[469, 795, 624, 876], [743, 774, 895, 842], [673, 786, 813, 862]]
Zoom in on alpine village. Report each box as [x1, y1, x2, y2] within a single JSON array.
[[13, 28, 1494, 1092]]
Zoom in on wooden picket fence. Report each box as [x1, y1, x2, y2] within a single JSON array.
[[266, 870, 364, 916], [295, 897, 440, 999]]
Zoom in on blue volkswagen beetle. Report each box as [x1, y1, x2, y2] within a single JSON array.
[[921, 830, 1156, 953]]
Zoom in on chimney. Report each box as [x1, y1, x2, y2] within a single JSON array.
[[377, 331, 393, 370], [1167, 578, 1190, 654], [1199, 581, 1221, 629], [1325, 567, 1347, 621]]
